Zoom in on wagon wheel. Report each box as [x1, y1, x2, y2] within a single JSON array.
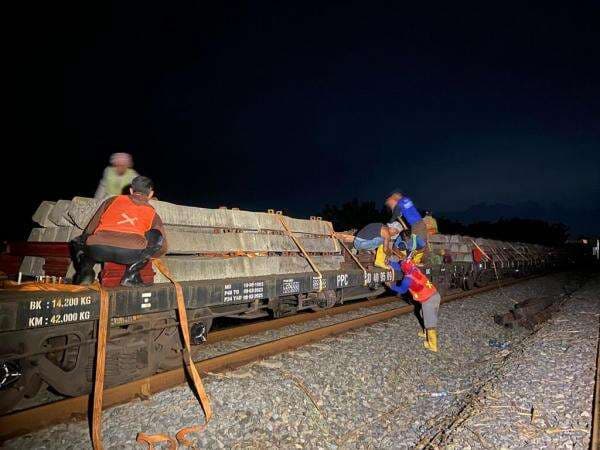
[[461, 271, 475, 290], [153, 315, 214, 371], [0, 359, 40, 414]]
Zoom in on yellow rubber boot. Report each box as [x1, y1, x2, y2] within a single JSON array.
[[374, 245, 389, 269], [423, 328, 438, 352], [417, 329, 426, 338]]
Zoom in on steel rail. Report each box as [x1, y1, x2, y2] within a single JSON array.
[[206, 295, 397, 343], [0, 274, 543, 442]]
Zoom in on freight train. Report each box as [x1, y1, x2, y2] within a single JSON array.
[[0, 198, 567, 413]]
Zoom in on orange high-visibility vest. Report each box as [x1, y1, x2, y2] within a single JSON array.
[[94, 195, 155, 236], [405, 267, 437, 302]]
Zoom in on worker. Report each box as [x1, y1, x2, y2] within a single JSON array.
[[389, 258, 441, 352], [71, 176, 167, 286], [423, 211, 438, 236], [94, 152, 139, 199], [384, 190, 428, 247], [338, 222, 403, 269]]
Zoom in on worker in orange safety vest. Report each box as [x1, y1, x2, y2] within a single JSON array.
[[70, 176, 168, 286], [389, 258, 441, 352]]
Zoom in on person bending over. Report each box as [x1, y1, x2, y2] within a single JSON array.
[[337, 222, 402, 269], [71, 176, 168, 286], [94, 152, 139, 199]]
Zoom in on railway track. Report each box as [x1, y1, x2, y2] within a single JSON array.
[[1, 272, 595, 444]]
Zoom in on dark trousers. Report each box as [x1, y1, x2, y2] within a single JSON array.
[[70, 230, 163, 276], [86, 245, 148, 265]]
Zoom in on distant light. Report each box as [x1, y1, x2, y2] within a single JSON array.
[[581, 239, 588, 244]]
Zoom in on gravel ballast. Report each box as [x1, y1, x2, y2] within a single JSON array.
[[5, 271, 598, 449]]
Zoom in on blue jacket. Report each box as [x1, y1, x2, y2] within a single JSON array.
[[389, 261, 410, 294], [392, 196, 422, 226], [394, 234, 426, 251]]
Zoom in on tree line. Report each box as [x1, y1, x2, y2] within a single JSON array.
[[318, 199, 569, 246]]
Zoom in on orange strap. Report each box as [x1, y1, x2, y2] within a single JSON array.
[[0, 280, 95, 292], [470, 239, 492, 261], [152, 259, 213, 422], [90, 283, 110, 450], [274, 214, 324, 292], [176, 425, 207, 447], [136, 433, 177, 450]]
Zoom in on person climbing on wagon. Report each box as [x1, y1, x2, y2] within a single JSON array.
[[71, 176, 168, 286], [94, 152, 139, 199], [384, 190, 429, 251], [389, 257, 441, 352], [335, 222, 403, 269]]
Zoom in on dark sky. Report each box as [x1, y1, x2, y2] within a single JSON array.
[[4, 1, 600, 239]]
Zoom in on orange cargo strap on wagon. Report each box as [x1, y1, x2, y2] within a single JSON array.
[[152, 259, 213, 420], [273, 213, 325, 292]]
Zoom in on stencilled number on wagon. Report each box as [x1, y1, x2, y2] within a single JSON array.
[[312, 277, 327, 290], [50, 312, 79, 324], [51, 297, 79, 308], [282, 279, 300, 295]]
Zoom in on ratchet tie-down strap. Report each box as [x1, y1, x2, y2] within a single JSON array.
[[275, 214, 325, 292], [153, 258, 212, 411], [136, 259, 212, 448]]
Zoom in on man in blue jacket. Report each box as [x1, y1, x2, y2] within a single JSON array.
[[385, 190, 429, 251]]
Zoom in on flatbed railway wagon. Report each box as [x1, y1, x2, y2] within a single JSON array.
[[0, 198, 564, 413]]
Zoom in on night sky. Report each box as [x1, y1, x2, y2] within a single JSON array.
[[4, 1, 599, 239]]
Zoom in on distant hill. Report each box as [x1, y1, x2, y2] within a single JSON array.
[[439, 202, 599, 237]]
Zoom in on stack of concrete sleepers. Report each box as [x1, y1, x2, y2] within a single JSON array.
[[23, 197, 342, 283], [427, 233, 449, 258], [448, 235, 474, 263], [426, 234, 474, 263], [20, 200, 83, 277]]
